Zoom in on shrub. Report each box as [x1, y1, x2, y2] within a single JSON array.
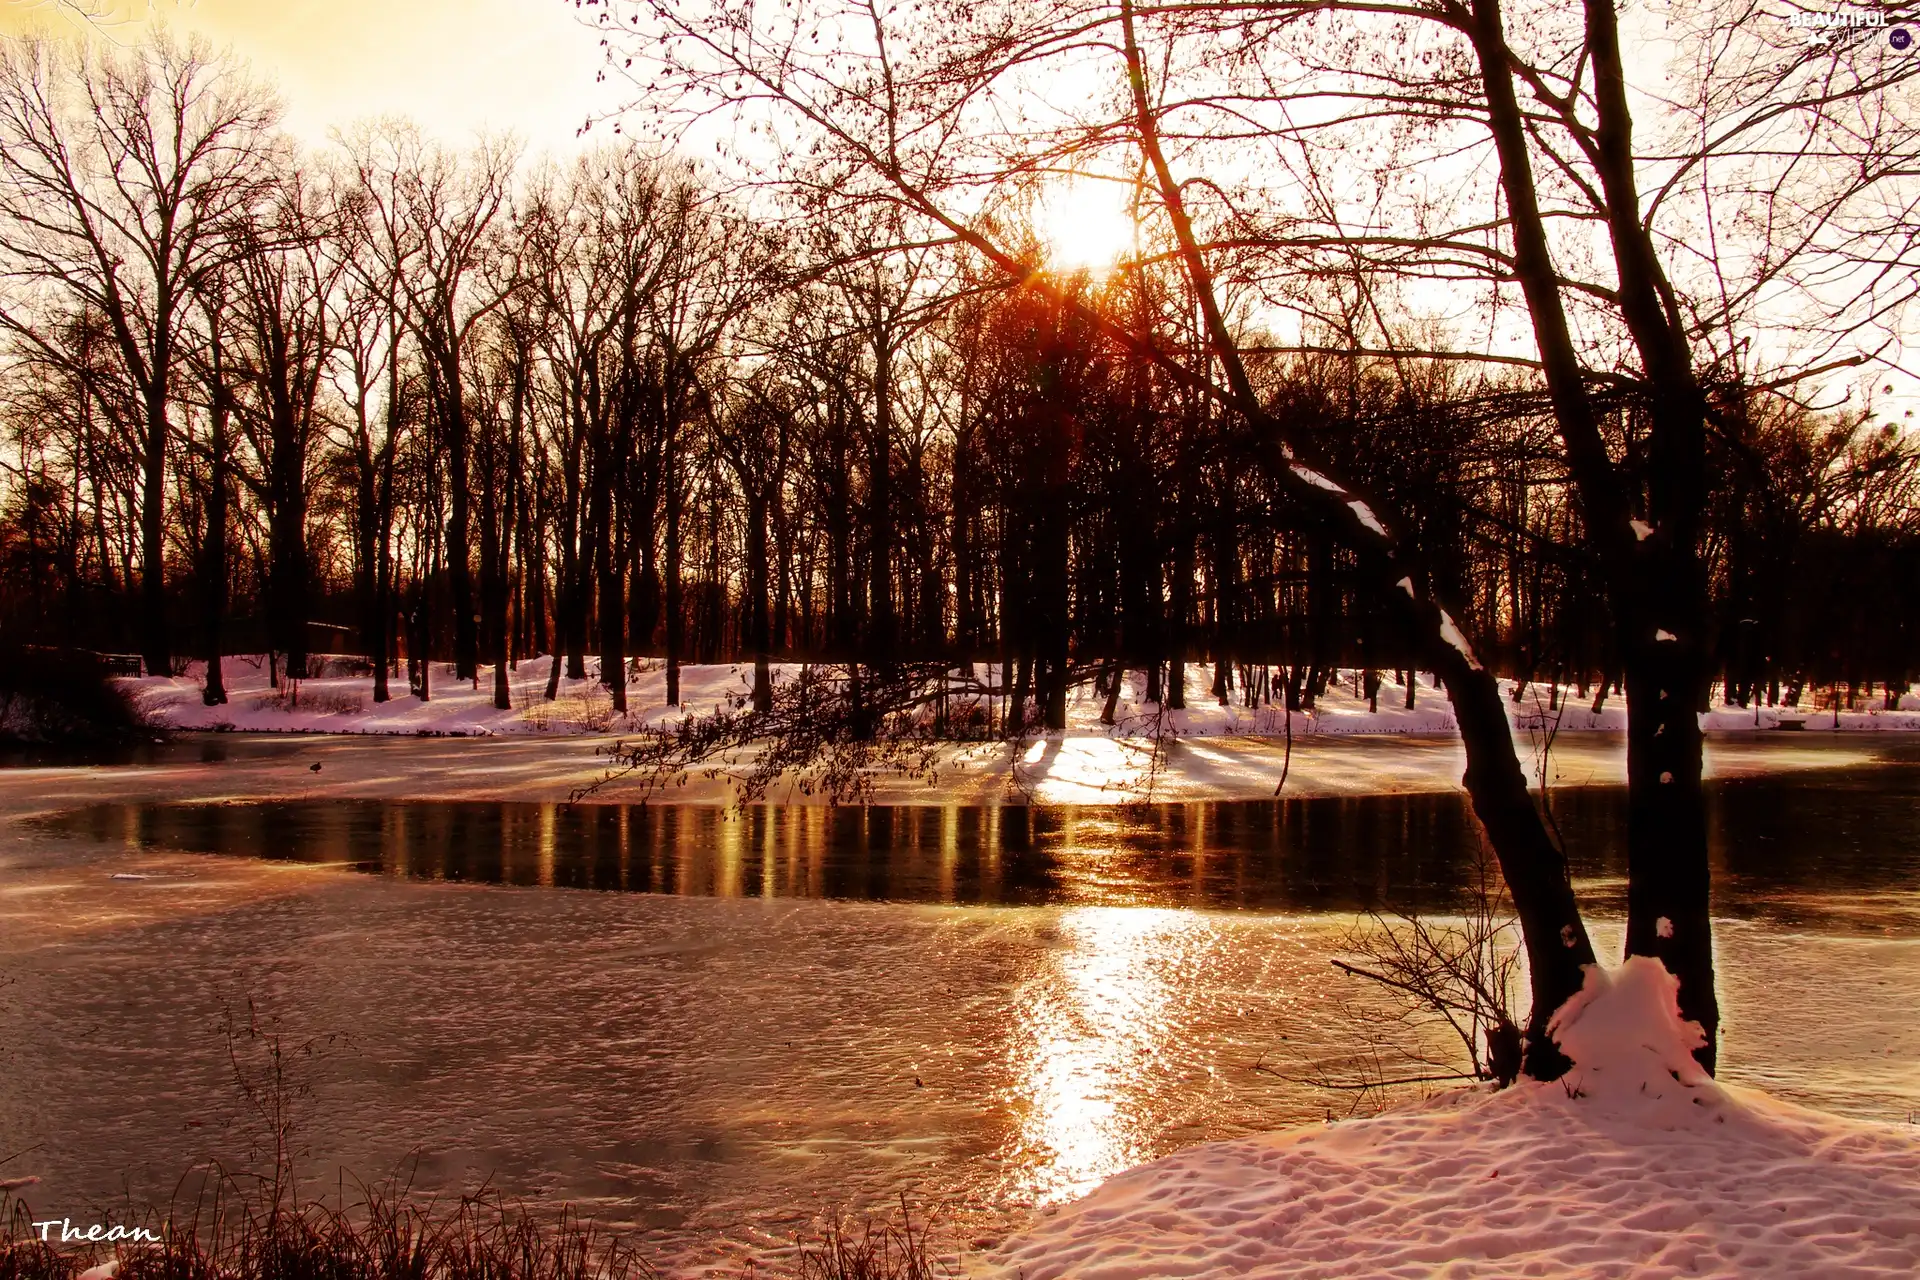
[[250, 688, 365, 716], [0, 645, 148, 745]]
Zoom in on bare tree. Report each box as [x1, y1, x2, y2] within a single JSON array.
[[369, 128, 517, 684], [0, 31, 280, 675], [227, 165, 348, 682], [331, 140, 419, 704], [607, 0, 1595, 1077], [605, 0, 1918, 1075]]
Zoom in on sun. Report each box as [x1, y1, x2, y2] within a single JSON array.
[[1035, 180, 1136, 273]]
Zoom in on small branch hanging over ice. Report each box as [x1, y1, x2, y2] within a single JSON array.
[[1310, 844, 1525, 1091], [582, 661, 977, 806]]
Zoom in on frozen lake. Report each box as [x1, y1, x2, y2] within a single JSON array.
[[3, 734, 1918, 1275]]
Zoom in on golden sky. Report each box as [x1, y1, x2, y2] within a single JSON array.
[[0, 0, 621, 151]]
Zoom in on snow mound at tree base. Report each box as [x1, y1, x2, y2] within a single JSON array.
[[982, 958, 1920, 1278]]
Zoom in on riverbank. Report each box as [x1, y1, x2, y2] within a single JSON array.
[[120, 656, 1920, 743], [981, 959, 1920, 1279], [0, 727, 1888, 808]]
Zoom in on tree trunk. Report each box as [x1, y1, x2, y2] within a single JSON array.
[[1168, 533, 1191, 711], [1467, 0, 1718, 1067], [665, 455, 684, 707], [482, 461, 511, 712], [1117, 0, 1596, 1071], [372, 534, 392, 704], [1447, 652, 1596, 1077], [269, 399, 310, 683], [868, 341, 896, 668], [201, 378, 229, 707], [441, 357, 479, 683], [139, 383, 170, 677], [596, 494, 626, 713], [748, 493, 772, 713]]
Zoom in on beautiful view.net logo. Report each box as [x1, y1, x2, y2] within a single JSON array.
[[1787, 5, 1912, 47]]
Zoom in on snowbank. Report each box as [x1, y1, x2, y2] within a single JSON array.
[[120, 656, 1920, 739], [982, 958, 1920, 1278]]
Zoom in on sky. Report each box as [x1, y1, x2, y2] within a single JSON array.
[[0, 0, 1906, 421], [0, 0, 622, 151]]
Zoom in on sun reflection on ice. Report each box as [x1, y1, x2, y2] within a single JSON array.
[[1005, 905, 1214, 1206]]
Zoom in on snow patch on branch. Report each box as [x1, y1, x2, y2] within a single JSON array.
[[1437, 609, 1483, 671], [1290, 464, 1345, 494], [1348, 499, 1387, 536]]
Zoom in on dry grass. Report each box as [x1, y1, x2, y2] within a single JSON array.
[[544, 686, 619, 733], [249, 687, 366, 716], [2, 1186, 959, 1280], [1, 1181, 654, 1280], [790, 1198, 957, 1280]]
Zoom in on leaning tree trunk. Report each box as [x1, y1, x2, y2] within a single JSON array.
[[1110, 0, 1598, 1074]]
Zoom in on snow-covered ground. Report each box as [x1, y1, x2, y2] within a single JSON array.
[[0, 727, 1876, 809], [982, 957, 1920, 1279], [122, 655, 1920, 738]]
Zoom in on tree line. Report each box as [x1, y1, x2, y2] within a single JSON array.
[[0, 30, 1913, 739]]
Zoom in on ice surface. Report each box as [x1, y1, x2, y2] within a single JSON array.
[[5, 737, 1918, 1276]]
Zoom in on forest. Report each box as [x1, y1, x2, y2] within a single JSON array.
[[0, 25, 1914, 734]]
